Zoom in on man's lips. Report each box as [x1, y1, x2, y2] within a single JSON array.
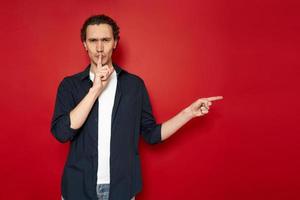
[[95, 54, 104, 58]]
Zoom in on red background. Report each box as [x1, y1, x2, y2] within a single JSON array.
[[1, 0, 300, 199]]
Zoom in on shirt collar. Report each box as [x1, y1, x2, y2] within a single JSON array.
[[80, 63, 123, 81]]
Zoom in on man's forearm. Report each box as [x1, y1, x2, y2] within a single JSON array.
[[161, 96, 223, 141], [69, 63, 115, 130], [69, 88, 100, 130], [161, 107, 194, 141]]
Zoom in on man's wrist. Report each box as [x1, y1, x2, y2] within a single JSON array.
[[88, 87, 101, 100], [182, 106, 195, 121]]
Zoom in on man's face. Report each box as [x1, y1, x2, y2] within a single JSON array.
[[83, 24, 117, 67]]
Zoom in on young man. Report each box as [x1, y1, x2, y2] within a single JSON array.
[[51, 15, 223, 200]]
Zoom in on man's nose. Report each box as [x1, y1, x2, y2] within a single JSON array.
[[96, 41, 103, 52]]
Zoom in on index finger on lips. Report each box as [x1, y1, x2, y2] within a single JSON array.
[[97, 54, 102, 68]]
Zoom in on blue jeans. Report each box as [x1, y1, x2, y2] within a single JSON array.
[[96, 184, 110, 200], [62, 184, 135, 200]]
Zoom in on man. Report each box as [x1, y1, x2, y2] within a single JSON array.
[[51, 14, 223, 200]]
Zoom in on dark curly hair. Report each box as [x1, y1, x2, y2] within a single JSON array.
[[80, 14, 120, 42]]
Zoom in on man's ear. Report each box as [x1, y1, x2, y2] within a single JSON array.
[[83, 42, 88, 51], [113, 40, 118, 50]]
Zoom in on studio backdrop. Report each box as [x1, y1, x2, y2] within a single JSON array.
[[0, 0, 299, 199]]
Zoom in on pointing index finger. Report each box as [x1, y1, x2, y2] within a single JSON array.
[[206, 96, 223, 102]]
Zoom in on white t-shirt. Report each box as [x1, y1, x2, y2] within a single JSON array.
[[89, 69, 117, 184]]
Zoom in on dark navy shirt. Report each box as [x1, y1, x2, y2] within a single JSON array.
[[50, 64, 162, 200]]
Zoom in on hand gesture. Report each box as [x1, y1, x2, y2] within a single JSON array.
[[188, 96, 223, 117], [91, 55, 114, 96]]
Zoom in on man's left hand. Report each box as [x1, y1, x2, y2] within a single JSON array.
[[187, 96, 223, 118]]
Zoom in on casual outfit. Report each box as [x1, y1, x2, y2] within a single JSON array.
[[51, 64, 162, 200]]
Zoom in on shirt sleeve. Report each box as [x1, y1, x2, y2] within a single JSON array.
[[140, 80, 162, 145], [50, 78, 79, 143]]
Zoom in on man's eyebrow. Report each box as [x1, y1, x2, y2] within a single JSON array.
[[87, 38, 98, 41], [87, 37, 112, 41]]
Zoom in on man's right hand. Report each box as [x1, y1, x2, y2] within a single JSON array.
[[70, 55, 114, 130], [90, 54, 113, 97]]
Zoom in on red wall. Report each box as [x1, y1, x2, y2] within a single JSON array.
[[1, 0, 299, 199]]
